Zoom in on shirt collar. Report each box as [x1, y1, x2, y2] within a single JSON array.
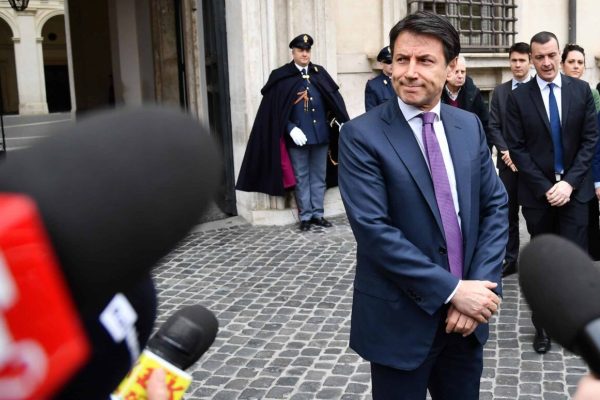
[[397, 96, 442, 123], [295, 63, 309, 72], [536, 73, 562, 90], [512, 76, 531, 87], [444, 85, 461, 98]]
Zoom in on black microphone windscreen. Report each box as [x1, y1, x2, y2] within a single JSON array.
[[53, 276, 157, 400], [519, 234, 600, 352], [148, 305, 218, 370], [0, 107, 220, 312]]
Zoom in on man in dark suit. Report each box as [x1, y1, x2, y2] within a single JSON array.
[[339, 11, 507, 399], [365, 46, 396, 111], [505, 31, 598, 354], [441, 56, 490, 148], [487, 42, 532, 277]]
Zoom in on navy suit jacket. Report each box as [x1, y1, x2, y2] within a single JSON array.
[[339, 99, 507, 370], [365, 72, 396, 112]]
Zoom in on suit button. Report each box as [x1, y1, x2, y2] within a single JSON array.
[[313, 120, 317, 123], [439, 247, 447, 255], [312, 108, 315, 112], [310, 97, 313, 100]]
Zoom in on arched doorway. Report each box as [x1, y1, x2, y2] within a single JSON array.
[[41, 15, 71, 113], [0, 18, 19, 114]]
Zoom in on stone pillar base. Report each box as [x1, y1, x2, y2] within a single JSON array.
[[19, 102, 49, 115], [237, 187, 346, 226]]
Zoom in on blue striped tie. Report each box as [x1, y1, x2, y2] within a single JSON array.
[[548, 83, 564, 173]]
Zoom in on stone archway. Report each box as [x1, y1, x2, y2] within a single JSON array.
[[41, 14, 70, 112], [0, 17, 19, 114]]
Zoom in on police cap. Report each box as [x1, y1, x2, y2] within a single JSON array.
[[377, 46, 392, 63], [289, 34, 314, 50]]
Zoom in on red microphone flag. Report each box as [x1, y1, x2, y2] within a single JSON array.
[[0, 194, 89, 399]]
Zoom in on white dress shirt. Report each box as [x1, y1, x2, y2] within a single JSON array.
[[536, 74, 564, 174], [397, 97, 462, 302], [397, 97, 461, 219], [536, 73, 562, 122]]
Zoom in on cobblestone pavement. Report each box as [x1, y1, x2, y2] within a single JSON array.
[[152, 215, 588, 400]]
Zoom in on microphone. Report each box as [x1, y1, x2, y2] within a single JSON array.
[[54, 277, 158, 400], [112, 305, 219, 399], [519, 234, 600, 374], [0, 106, 220, 313], [0, 107, 220, 399]]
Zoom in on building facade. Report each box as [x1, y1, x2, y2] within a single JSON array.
[[15, 0, 600, 224], [0, 1, 68, 115]]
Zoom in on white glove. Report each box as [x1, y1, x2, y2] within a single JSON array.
[[289, 127, 307, 146]]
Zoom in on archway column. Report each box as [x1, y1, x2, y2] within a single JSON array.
[[13, 10, 48, 115]]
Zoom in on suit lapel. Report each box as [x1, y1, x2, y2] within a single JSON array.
[[500, 80, 511, 113], [529, 79, 552, 135], [380, 100, 445, 235], [561, 74, 571, 132], [440, 106, 471, 243]]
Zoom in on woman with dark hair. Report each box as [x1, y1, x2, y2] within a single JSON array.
[[561, 43, 600, 260], [561, 44, 600, 110]]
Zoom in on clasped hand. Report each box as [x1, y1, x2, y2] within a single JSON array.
[[546, 180, 572, 207], [447, 280, 501, 336]]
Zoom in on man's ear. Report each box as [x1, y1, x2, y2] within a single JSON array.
[[447, 56, 458, 73]]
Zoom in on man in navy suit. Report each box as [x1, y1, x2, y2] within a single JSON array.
[[505, 31, 598, 353], [365, 46, 396, 111], [339, 11, 507, 400]]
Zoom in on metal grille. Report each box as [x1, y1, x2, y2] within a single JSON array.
[[407, 0, 517, 53]]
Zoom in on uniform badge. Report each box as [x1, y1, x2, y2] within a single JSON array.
[[315, 66, 319, 72], [383, 79, 388, 85], [303, 35, 308, 43]]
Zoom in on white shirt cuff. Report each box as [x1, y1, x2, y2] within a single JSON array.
[[445, 280, 461, 304]]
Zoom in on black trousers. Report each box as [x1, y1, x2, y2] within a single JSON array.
[[523, 198, 588, 330], [522, 199, 588, 251], [588, 198, 600, 260], [370, 316, 483, 400], [498, 165, 519, 263]]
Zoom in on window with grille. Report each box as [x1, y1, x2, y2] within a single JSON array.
[[407, 0, 517, 53]]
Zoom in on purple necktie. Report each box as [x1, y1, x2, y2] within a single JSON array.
[[420, 112, 463, 278]]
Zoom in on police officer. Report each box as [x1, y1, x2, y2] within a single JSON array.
[[235, 34, 349, 231], [364, 46, 396, 111]]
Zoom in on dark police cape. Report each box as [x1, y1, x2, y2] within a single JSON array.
[[235, 61, 349, 196]]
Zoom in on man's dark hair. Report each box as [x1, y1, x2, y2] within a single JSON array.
[[509, 42, 530, 58], [530, 31, 559, 50], [561, 43, 585, 64], [389, 11, 460, 64]]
